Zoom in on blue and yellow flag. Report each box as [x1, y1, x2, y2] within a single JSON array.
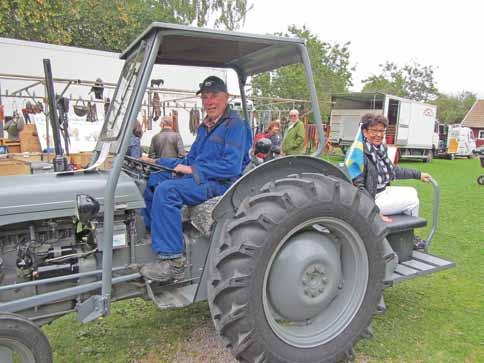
[[344, 128, 365, 180]]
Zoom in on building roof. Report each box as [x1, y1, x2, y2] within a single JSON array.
[[462, 100, 484, 128]]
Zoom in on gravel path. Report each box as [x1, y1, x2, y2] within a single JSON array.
[[138, 321, 236, 363], [171, 323, 236, 363], [138, 321, 371, 363]]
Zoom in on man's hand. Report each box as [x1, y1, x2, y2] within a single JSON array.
[[141, 155, 156, 164], [380, 213, 392, 223], [174, 164, 192, 175], [420, 172, 431, 183]]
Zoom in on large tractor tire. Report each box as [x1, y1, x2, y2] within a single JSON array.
[[0, 313, 52, 363], [207, 173, 386, 363]]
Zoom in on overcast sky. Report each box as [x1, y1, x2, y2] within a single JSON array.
[[240, 0, 484, 98]]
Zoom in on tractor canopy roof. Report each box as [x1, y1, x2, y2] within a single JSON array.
[[120, 22, 306, 77]]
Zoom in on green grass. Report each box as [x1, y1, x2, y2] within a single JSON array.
[[44, 158, 484, 362]]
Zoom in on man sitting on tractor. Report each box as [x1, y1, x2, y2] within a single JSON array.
[[140, 76, 252, 282]]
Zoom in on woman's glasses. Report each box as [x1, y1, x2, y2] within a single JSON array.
[[367, 128, 385, 136]]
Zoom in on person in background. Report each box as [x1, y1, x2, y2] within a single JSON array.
[[140, 76, 252, 282], [346, 113, 431, 248], [253, 120, 282, 160], [4, 114, 25, 140], [267, 120, 282, 152], [281, 109, 305, 155], [148, 115, 185, 159], [126, 120, 143, 158]]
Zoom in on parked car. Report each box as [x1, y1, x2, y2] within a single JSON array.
[[474, 145, 484, 156]]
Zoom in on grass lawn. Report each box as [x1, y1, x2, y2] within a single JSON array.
[[44, 157, 484, 362]]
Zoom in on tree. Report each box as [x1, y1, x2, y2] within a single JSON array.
[[362, 61, 439, 102], [0, 0, 250, 52], [431, 91, 476, 124], [251, 25, 354, 122]]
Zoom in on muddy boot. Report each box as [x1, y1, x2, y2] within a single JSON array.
[[140, 256, 186, 282]]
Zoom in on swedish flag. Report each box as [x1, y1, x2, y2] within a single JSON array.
[[344, 128, 365, 180]]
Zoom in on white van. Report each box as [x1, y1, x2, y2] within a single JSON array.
[[436, 124, 476, 159]]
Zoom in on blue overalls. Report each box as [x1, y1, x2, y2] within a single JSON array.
[[142, 109, 252, 257]]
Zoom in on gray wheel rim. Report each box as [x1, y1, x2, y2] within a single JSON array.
[[262, 217, 369, 348], [0, 338, 36, 363]]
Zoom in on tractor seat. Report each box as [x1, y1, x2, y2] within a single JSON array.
[[385, 214, 427, 234], [182, 196, 222, 237]]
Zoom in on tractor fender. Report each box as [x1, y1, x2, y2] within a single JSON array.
[[213, 155, 350, 221], [194, 155, 350, 301]]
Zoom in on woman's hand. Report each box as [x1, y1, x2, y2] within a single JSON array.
[[380, 214, 393, 223], [420, 172, 431, 183]]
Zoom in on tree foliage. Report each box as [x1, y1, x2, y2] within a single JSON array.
[[431, 91, 476, 124], [361, 61, 439, 102], [0, 0, 249, 51], [251, 25, 354, 122]]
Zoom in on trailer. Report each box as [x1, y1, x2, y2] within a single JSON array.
[[0, 37, 227, 151], [329, 92, 439, 162]]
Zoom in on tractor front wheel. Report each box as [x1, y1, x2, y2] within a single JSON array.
[[207, 173, 386, 362], [0, 313, 52, 363]]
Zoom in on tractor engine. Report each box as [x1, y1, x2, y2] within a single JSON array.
[[0, 210, 137, 324]]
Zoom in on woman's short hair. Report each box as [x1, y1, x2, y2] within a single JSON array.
[[161, 115, 173, 127], [133, 120, 143, 138], [267, 120, 281, 131], [360, 113, 388, 130]]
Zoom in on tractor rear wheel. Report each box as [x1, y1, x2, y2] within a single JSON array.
[[207, 173, 386, 362], [0, 313, 52, 363]]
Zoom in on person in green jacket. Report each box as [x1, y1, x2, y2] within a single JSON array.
[[281, 109, 305, 155]]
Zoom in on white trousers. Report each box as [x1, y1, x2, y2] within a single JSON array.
[[375, 186, 420, 217]]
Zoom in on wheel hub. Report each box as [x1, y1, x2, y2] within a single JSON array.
[[267, 231, 342, 321], [302, 263, 329, 298]]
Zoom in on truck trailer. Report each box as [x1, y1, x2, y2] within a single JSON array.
[[329, 92, 439, 162]]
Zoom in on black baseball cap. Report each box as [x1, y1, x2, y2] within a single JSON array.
[[196, 76, 227, 95]]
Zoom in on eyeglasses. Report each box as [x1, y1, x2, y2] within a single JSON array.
[[289, 114, 298, 118], [367, 128, 386, 136]]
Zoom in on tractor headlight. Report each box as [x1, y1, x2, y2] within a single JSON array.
[[75, 194, 100, 224]]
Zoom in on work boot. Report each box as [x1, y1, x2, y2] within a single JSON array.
[[413, 236, 426, 250], [140, 256, 186, 282]]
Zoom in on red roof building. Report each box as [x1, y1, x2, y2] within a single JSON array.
[[462, 100, 484, 147]]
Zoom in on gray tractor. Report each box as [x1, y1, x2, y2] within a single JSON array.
[[0, 23, 454, 363]]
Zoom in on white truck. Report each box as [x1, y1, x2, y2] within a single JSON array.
[[436, 123, 476, 159], [329, 92, 438, 162]]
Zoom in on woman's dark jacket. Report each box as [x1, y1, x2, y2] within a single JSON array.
[[353, 145, 421, 199]]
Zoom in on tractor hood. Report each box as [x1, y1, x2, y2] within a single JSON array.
[[0, 171, 144, 226]]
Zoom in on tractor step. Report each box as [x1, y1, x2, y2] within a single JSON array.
[[391, 251, 455, 284], [145, 282, 197, 309]]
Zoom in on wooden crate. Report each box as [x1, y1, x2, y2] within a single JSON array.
[[80, 152, 94, 166], [42, 153, 55, 162], [69, 152, 93, 168], [0, 139, 21, 153], [0, 159, 30, 176], [19, 124, 42, 153], [9, 152, 43, 162]]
